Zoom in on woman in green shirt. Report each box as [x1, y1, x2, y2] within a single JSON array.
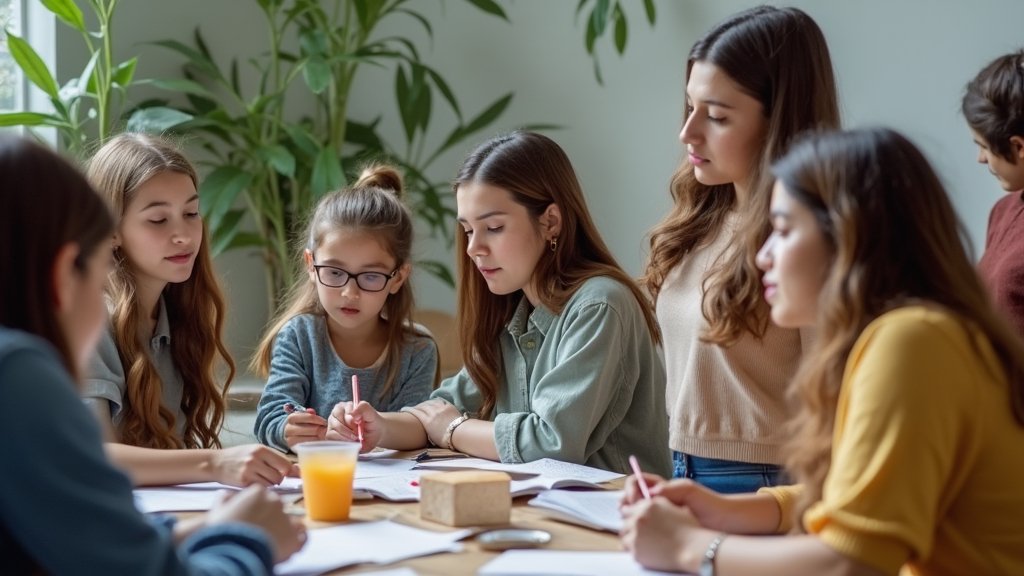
[[328, 131, 671, 476]]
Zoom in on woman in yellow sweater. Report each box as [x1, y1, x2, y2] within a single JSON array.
[[621, 128, 1024, 575]]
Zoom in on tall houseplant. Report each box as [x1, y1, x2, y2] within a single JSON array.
[[0, 0, 186, 156], [136, 0, 657, 312]]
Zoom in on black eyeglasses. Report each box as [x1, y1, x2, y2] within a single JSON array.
[[312, 264, 398, 292]]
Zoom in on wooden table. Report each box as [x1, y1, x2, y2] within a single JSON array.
[[308, 473, 625, 575]]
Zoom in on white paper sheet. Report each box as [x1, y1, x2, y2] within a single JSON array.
[[527, 490, 624, 532], [134, 478, 304, 513], [414, 458, 623, 484], [275, 520, 470, 575], [478, 551, 678, 576]]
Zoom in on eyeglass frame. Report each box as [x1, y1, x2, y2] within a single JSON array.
[[310, 263, 399, 292]]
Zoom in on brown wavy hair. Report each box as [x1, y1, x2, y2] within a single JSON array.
[[455, 131, 660, 419], [962, 49, 1024, 161], [642, 5, 840, 345], [87, 133, 233, 449], [0, 136, 114, 380], [251, 164, 438, 397], [773, 128, 1024, 527]]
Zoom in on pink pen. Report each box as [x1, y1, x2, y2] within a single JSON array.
[[629, 455, 652, 500], [352, 374, 364, 442]]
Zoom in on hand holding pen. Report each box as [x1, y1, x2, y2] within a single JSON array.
[[282, 402, 328, 449]]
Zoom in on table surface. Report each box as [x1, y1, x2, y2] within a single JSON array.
[[300, 456, 625, 575]]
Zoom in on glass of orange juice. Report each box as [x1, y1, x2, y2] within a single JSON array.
[[295, 441, 360, 522]]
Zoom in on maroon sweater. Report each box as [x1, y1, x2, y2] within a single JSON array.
[[978, 191, 1024, 339]]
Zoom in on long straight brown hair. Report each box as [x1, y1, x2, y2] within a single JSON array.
[[251, 165, 438, 396], [0, 136, 114, 380], [454, 131, 660, 419], [643, 5, 840, 345], [774, 128, 1024, 526], [87, 133, 233, 450]]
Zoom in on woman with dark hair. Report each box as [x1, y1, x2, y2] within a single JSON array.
[[642, 5, 841, 492], [0, 136, 304, 574], [622, 128, 1024, 575], [327, 131, 671, 476], [963, 50, 1024, 337]]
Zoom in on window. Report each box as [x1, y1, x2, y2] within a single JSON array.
[[0, 0, 19, 112]]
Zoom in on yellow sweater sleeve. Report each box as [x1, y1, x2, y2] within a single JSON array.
[[803, 308, 981, 575], [758, 484, 803, 534]]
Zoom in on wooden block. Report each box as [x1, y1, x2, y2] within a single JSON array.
[[419, 470, 511, 526]]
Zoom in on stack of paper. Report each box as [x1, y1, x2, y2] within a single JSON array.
[[528, 489, 624, 533], [134, 478, 303, 513], [275, 520, 471, 575]]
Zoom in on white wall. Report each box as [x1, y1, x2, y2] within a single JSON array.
[[60, 0, 1024, 373]]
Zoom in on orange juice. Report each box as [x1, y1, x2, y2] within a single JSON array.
[[295, 441, 359, 522]]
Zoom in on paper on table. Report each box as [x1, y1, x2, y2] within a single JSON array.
[[478, 551, 678, 576], [353, 471, 423, 502], [527, 489, 624, 532], [134, 478, 305, 513], [275, 520, 471, 575], [414, 458, 623, 483], [354, 458, 418, 479]]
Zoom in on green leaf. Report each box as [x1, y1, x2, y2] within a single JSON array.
[[576, 0, 590, 18], [302, 56, 331, 94], [41, 0, 86, 33], [283, 124, 320, 158], [411, 65, 432, 134], [643, 0, 657, 25], [345, 118, 385, 151], [148, 78, 217, 99], [417, 259, 456, 288], [225, 231, 266, 252], [151, 38, 222, 78], [311, 146, 344, 198], [419, 63, 462, 121], [395, 66, 416, 144], [78, 50, 100, 96], [0, 111, 60, 127], [5, 32, 59, 99], [585, 13, 598, 55], [593, 0, 611, 34], [613, 4, 627, 55], [461, 0, 509, 21], [126, 106, 194, 133], [209, 208, 247, 256], [112, 57, 138, 88], [260, 144, 296, 178], [200, 166, 253, 232], [460, 92, 513, 137], [299, 29, 328, 57], [396, 8, 433, 39]]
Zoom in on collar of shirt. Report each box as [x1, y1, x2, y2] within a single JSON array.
[[150, 296, 172, 350], [505, 295, 556, 340]]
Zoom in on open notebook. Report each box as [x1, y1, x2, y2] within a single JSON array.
[[527, 489, 624, 533]]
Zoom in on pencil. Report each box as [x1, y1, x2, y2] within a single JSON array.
[[629, 454, 652, 500], [352, 374, 364, 442]]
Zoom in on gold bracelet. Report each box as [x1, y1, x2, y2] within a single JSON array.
[[442, 413, 470, 452]]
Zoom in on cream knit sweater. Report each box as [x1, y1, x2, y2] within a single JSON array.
[[657, 215, 806, 465]]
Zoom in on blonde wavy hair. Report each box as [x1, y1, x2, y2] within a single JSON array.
[[87, 133, 233, 449], [642, 5, 840, 345], [251, 164, 438, 397], [773, 128, 1024, 527]]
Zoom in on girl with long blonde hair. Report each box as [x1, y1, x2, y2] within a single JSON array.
[[622, 128, 1024, 575], [84, 133, 295, 487], [642, 5, 840, 492], [327, 131, 671, 476], [252, 165, 438, 452]]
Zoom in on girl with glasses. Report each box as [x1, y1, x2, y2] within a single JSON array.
[[252, 165, 438, 452], [0, 135, 305, 574], [326, 131, 671, 477], [84, 133, 297, 487]]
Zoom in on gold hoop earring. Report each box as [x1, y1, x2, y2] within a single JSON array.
[[549, 238, 558, 252]]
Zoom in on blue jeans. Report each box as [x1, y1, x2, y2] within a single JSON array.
[[672, 451, 783, 494]]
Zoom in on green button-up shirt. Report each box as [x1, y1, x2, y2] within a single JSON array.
[[431, 276, 671, 477]]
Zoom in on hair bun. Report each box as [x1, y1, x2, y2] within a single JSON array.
[[355, 164, 404, 198]]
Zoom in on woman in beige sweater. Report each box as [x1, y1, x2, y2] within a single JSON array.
[[642, 5, 840, 493]]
